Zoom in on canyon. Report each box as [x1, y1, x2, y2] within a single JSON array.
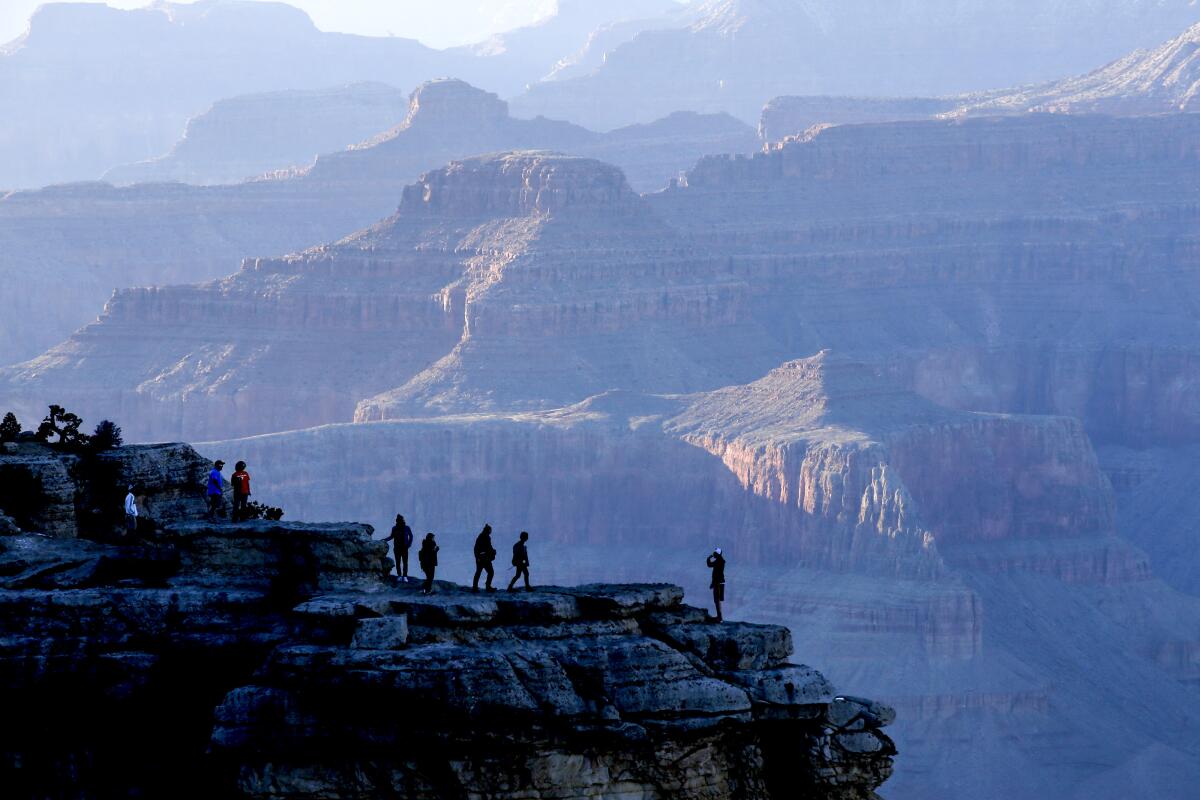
[[8, 114, 1199, 445], [3, 45, 1200, 800], [5, 111, 1194, 798], [0, 79, 755, 366], [0, 441, 895, 799]]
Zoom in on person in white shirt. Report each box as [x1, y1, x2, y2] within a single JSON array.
[[124, 484, 138, 538]]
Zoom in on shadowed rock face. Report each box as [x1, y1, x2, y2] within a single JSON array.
[[191, 351, 1200, 800], [511, 0, 1200, 129], [0, 444, 896, 799], [0, 441, 211, 539], [102, 83, 412, 186], [759, 21, 1200, 143]]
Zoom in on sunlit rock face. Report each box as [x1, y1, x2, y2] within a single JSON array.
[[1, 152, 767, 441], [0, 79, 755, 367], [12, 113, 1198, 449]]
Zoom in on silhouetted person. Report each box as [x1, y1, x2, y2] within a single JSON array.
[[206, 460, 225, 522], [124, 483, 138, 538], [507, 531, 532, 592], [472, 523, 497, 592], [383, 514, 414, 582], [706, 547, 726, 622], [418, 532, 439, 595], [231, 461, 251, 522]]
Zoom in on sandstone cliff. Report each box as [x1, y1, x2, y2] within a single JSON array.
[[0, 444, 896, 799], [0, 79, 755, 366], [11, 113, 1200, 450]]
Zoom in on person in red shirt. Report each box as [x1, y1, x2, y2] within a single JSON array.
[[231, 461, 251, 522]]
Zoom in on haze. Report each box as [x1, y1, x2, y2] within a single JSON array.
[[2, 1, 1200, 799], [0, 0, 587, 47]]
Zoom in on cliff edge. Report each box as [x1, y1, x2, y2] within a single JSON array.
[[0, 442, 896, 798]]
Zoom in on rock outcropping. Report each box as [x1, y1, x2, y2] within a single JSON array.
[[0, 444, 896, 799], [0, 440, 211, 539]]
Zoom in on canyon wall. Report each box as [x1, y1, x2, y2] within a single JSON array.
[[195, 353, 1200, 800], [0, 79, 756, 366]]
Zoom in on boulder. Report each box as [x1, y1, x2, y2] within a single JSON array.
[[350, 616, 409, 650], [729, 664, 835, 710], [654, 620, 794, 671], [160, 521, 391, 593]]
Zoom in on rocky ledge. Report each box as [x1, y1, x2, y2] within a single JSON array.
[[0, 520, 895, 798]]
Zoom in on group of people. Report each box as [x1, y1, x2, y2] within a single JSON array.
[[383, 516, 533, 596], [380, 514, 729, 621], [205, 459, 253, 522]]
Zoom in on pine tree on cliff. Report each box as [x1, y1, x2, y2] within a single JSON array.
[[0, 412, 19, 443], [35, 405, 88, 450]]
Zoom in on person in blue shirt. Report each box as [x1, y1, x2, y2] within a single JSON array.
[[205, 460, 225, 522]]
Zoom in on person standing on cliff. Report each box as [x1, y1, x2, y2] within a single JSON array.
[[383, 514, 414, 582], [418, 532, 439, 595], [507, 531, 532, 592], [472, 523, 497, 592], [707, 547, 726, 622], [231, 461, 251, 522], [205, 460, 225, 522], [123, 483, 138, 538]]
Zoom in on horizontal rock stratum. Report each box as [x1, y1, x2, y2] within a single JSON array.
[[0, 440, 896, 798]]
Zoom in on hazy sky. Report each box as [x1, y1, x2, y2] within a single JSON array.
[[0, 0, 567, 48]]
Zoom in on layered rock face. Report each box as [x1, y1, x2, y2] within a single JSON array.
[[649, 114, 1200, 449], [196, 351, 1200, 800], [0, 441, 211, 539], [15, 113, 1198, 447], [0, 445, 896, 799], [2, 152, 768, 440], [0, 78, 755, 366]]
